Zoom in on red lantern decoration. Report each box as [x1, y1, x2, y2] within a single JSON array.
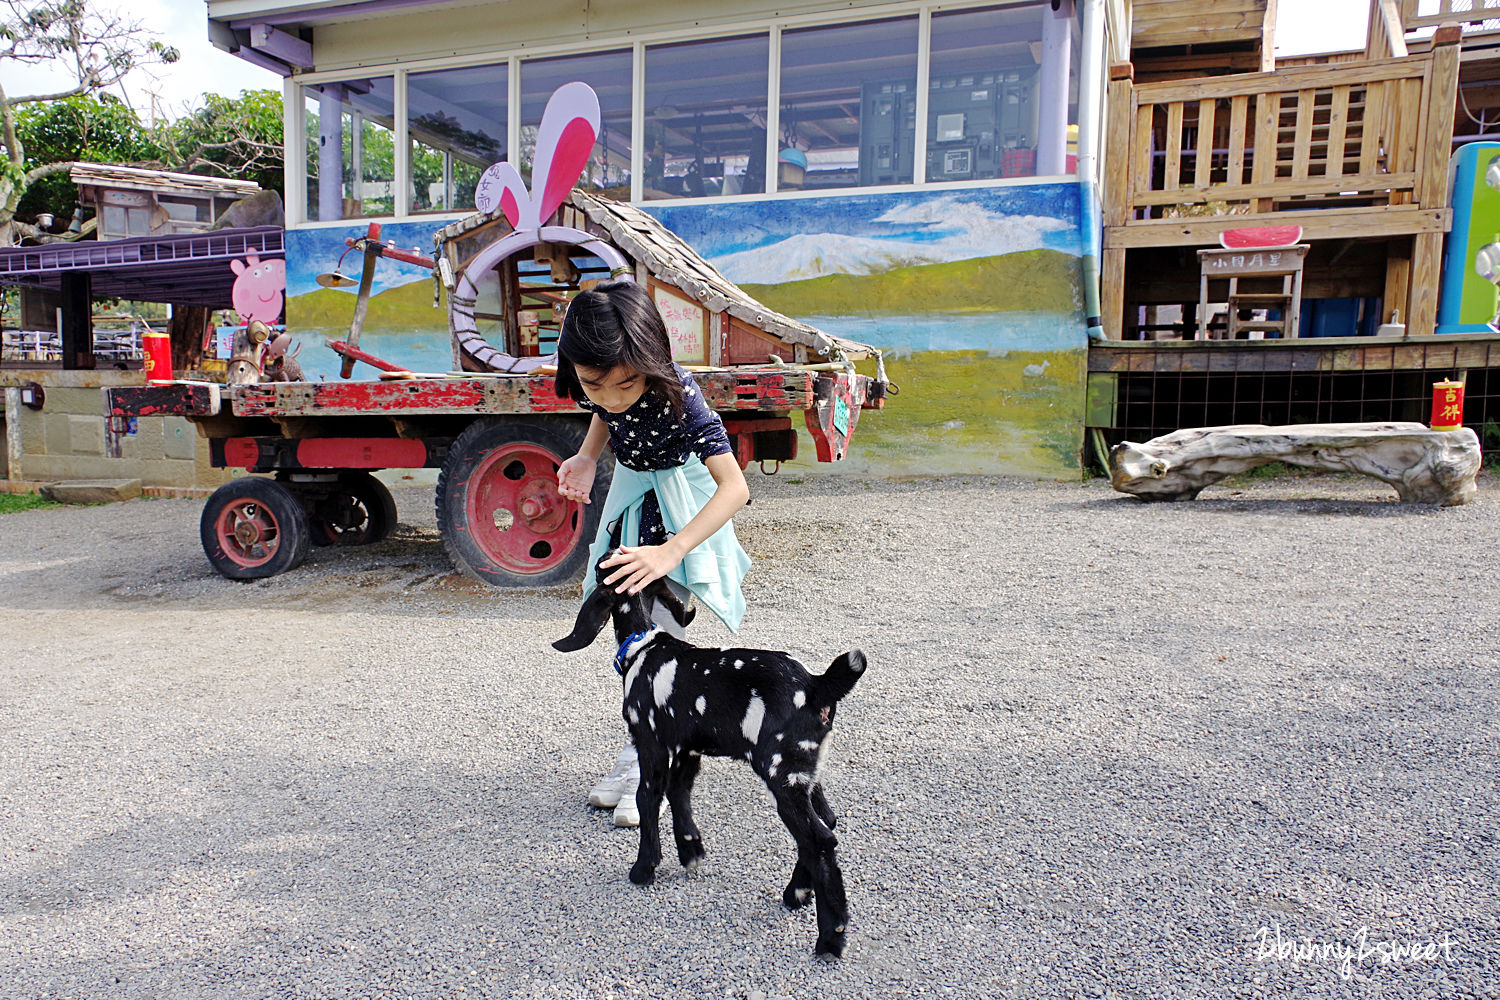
[[142, 330, 173, 383], [1430, 379, 1465, 431]]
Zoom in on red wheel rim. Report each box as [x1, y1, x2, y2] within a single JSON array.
[[214, 498, 281, 568], [465, 442, 581, 575]]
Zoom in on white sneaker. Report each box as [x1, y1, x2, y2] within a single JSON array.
[[612, 780, 668, 828], [589, 748, 638, 809]]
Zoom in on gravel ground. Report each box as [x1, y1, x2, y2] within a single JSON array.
[[1, 469, 1498, 1000]]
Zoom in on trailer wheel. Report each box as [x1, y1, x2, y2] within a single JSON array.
[[308, 473, 398, 547], [436, 417, 610, 587], [200, 477, 311, 580]]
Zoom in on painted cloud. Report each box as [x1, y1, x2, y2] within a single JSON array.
[[714, 194, 1073, 285]]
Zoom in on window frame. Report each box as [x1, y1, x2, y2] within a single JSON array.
[[286, 0, 1076, 227]]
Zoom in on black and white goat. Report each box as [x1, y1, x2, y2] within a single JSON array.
[[553, 545, 866, 958]]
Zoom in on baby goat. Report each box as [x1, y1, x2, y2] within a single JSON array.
[[553, 548, 866, 958]]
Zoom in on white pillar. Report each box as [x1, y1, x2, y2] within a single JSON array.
[[1036, 0, 1075, 177], [319, 86, 345, 221]]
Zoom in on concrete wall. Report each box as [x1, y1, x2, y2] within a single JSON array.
[[0, 370, 235, 489]]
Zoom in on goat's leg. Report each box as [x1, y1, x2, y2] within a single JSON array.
[[629, 743, 668, 885], [811, 783, 837, 831], [666, 753, 705, 870], [773, 786, 849, 957]]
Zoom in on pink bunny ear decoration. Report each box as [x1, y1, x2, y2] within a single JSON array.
[[475, 161, 529, 227], [531, 81, 600, 224], [473, 82, 599, 230]]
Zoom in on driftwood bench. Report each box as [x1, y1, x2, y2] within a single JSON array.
[[1109, 422, 1483, 506]]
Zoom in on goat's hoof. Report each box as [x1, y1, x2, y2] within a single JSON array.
[[677, 840, 706, 870], [813, 933, 846, 959], [783, 885, 813, 910], [628, 862, 657, 886]]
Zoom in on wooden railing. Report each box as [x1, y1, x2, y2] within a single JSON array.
[[1101, 28, 1461, 338], [1401, 0, 1500, 30]]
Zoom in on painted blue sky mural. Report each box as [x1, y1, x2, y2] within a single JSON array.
[[647, 183, 1081, 285], [285, 222, 440, 299]]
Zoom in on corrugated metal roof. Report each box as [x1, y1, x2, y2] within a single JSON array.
[[0, 227, 283, 309], [70, 163, 262, 199]]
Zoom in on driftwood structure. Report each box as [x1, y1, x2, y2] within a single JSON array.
[[1109, 422, 1482, 506], [437, 189, 872, 375]]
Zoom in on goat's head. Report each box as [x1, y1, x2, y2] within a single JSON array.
[[551, 520, 695, 653]]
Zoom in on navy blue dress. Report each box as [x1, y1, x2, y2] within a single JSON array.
[[578, 364, 732, 544]]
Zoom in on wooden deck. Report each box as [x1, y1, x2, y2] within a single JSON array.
[[1101, 27, 1462, 340]]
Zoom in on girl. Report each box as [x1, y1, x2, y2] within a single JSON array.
[[554, 279, 751, 827]]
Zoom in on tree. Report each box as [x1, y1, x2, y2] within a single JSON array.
[[0, 0, 180, 241], [143, 89, 284, 197], [12, 91, 152, 222]]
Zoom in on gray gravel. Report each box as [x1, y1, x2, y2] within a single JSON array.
[[2, 469, 1498, 999]]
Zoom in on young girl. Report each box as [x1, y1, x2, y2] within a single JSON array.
[[554, 279, 751, 827]]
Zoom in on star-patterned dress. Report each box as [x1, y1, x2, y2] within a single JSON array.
[[577, 364, 733, 545]]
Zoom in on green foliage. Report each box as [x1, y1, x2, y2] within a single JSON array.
[[13, 93, 156, 220], [0, 493, 62, 514], [160, 89, 285, 195]]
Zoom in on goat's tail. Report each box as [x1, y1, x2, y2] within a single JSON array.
[[813, 649, 867, 705]]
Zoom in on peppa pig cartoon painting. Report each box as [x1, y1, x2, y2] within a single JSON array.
[[231, 254, 286, 325]]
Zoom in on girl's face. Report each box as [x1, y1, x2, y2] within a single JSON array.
[[574, 363, 648, 413]]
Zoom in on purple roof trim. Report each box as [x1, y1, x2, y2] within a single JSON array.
[[0, 227, 284, 309]]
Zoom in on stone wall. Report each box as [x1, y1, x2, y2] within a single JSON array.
[[0, 370, 236, 489]]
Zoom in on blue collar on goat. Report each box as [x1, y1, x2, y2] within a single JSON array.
[[614, 629, 652, 675]]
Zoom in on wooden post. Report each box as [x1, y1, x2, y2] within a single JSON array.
[[168, 304, 211, 373], [1409, 25, 1462, 336], [59, 272, 94, 371], [1101, 63, 1134, 340]]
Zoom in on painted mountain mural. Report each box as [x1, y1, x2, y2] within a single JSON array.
[[647, 184, 1088, 476], [280, 184, 1088, 476]]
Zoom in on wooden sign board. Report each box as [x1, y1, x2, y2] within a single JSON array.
[[651, 282, 708, 365]]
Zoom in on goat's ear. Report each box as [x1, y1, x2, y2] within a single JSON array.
[[552, 584, 615, 652], [649, 580, 696, 629], [606, 518, 623, 551]]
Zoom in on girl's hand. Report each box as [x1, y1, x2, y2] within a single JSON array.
[[601, 543, 681, 594], [557, 454, 596, 503]]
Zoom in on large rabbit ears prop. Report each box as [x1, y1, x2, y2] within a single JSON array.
[[475, 82, 600, 230]]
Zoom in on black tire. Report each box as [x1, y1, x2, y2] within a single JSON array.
[[308, 473, 399, 547], [200, 477, 311, 580], [436, 416, 612, 587]]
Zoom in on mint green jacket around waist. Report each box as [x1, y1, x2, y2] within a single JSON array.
[[582, 454, 750, 632]]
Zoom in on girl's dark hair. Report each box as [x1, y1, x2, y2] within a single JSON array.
[[554, 279, 684, 414]]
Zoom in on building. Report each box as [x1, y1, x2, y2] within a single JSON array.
[[205, 0, 1109, 478]]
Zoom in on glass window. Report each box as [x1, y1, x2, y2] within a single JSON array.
[[779, 17, 918, 191], [408, 63, 508, 215], [520, 49, 632, 198], [303, 76, 397, 220], [644, 34, 769, 200], [928, 3, 1075, 182]]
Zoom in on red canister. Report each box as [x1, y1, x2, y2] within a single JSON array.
[[142, 330, 172, 382], [1430, 379, 1464, 430]]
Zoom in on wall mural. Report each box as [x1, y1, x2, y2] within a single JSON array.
[[284, 181, 1087, 477]]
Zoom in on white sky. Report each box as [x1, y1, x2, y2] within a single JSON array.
[[1, 0, 1372, 119]]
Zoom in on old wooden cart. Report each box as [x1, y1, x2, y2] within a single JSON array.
[[101, 185, 889, 586], [103, 365, 882, 586]]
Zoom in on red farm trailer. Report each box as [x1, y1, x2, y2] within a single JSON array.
[[101, 186, 891, 588]]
